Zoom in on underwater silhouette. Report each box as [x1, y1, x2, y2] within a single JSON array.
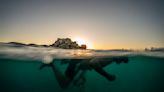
[[40, 56, 129, 89]]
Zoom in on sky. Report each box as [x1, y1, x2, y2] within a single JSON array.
[[0, 0, 164, 49]]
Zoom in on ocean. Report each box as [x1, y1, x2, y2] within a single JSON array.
[[0, 43, 164, 92]]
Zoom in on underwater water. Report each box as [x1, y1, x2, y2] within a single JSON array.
[[0, 44, 164, 92]]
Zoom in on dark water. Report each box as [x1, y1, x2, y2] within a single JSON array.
[[0, 56, 164, 92]]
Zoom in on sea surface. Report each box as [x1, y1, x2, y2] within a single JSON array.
[[0, 43, 164, 92]]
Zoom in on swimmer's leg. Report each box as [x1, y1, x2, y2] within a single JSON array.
[[40, 62, 70, 89], [73, 70, 87, 87], [65, 60, 79, 81], [92, 66, 116, 81], [50, 63, 71, 89]]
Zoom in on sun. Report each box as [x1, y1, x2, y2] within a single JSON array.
[[73, 37, 93, 49], [74, 38, 86, 45]]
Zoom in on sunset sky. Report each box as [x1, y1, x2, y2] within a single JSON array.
[[0, 0, 163, 49]]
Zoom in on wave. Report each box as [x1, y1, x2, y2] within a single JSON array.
[[0, 43, 164, 64]]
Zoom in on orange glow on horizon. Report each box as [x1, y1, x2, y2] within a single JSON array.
[[0, 38, 163, 50]]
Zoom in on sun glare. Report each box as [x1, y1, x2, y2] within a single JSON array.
[[74, 38, 86, 45], [73, 37, 93, 49]]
